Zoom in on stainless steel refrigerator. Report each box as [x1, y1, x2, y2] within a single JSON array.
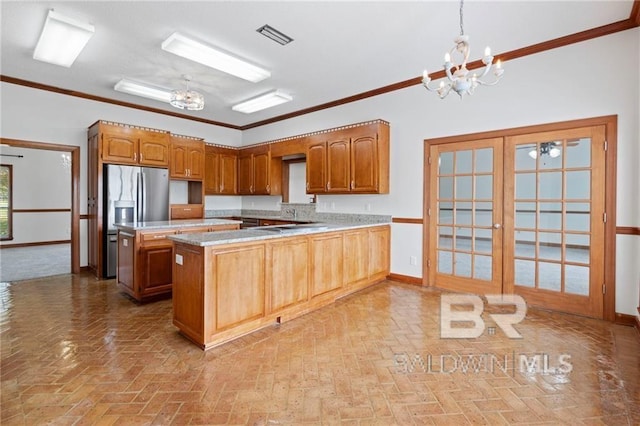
[[104, 164, 170, 278]]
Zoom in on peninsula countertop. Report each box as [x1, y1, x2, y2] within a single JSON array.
[[168, 222, 389, 247], [114, 218, 242, 232]]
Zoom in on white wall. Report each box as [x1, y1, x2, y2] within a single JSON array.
[[1, 28, 637, 315], [241, 29, 640, 316]]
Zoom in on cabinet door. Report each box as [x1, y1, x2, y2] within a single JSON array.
[[343, 229, 369, 286], [252, 152, 271, 194], [219, 153, 237, 194], [369, 226, 390, 278], [139, 245, 174, 297], [187, 145, 205, 180], [351, 134, 378, 192], [102, 131, 138, 164], [170, 144, 188, 178], [139, 132, 170, 167], [306, 142, 326, 193], [269, 238, 309, 312], [237, 155, 253, 194], [310, 233, 344, 298], [204, 151, 220, 194], [327, 137, 351, 192], [173, 244, 204, 345], [214, 245, 265, 331]]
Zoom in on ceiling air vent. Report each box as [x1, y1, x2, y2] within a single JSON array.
[[256, 24, 293, 45]]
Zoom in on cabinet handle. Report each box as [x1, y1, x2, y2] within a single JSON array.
[[184, 208, 191, 211], [140, 153, 143, 162], [250, 184, 254, 193], [219, 184, 223, 192], [326, 182, 330, 191], [306, 182, 309, 191], [351, 180, 355, 190], [133, 153, 137, 162], [266, 184, 270, 193], [153, 235, 166, 239]]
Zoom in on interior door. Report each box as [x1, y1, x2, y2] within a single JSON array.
[[428, 138, 504, 295], [503, 126, 605, 318]]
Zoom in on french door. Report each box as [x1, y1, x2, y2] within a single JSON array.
[[427, 126, 606, 318]]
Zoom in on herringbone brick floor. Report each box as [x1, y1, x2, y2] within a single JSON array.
[[1, 273, 638, 425]]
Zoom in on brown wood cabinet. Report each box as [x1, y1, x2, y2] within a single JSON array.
[[306, 121, 389, 194], [204, 145, 238, 195], [172, 224, 390, 349], [170, 204, 204, 219], [237, 145, 282, 195], [100, 123, 170, 167], [170, 136, 205, 180], [117, 222, 239, 302]]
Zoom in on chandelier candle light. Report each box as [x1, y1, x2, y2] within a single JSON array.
[[422, 0, 504, 99]]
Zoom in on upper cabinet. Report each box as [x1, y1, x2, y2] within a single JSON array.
[[238, 145, 282, 195], [205, 145, 238, 195], [170, 135, 205, 181], [98, 122, 170, 167], [306, 121, 389, 194]]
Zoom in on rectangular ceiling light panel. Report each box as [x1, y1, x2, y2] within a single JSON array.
[[161, 32, 270, 83], [232, 90, 292, 114], [114, 79, 172, 103], [33, 10, 95, 67]]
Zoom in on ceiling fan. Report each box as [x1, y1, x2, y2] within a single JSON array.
[[517, 139, 580, 159]]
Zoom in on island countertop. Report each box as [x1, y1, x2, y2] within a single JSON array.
[[167, 222, 389, 247], [114, 218, 241, 232]]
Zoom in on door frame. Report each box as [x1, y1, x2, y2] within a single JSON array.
[[0, 137, 81, 274], [423, 115, 617, 321]]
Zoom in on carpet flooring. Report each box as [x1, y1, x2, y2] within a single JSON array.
[[0, 243, 70, 282]]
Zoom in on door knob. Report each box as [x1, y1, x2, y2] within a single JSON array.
[[493, 223, 502, 229]]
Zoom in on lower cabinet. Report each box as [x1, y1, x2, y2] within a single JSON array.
[[172, 224, 390, 349], [116, 223, 239, 302]]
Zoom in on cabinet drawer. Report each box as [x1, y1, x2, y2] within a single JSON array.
[[170, 204, 204, 219], [140, 230, 177, 246]]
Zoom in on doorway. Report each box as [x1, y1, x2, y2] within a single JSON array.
[[0, 138, 80, 275], [424, 117, 616, 320]]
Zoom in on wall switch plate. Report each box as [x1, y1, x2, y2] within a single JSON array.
[[410, 256, 417, 266], [175, 254, 183, 265]]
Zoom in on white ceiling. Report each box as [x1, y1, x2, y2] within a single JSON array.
[[0, 1, 634, 128]]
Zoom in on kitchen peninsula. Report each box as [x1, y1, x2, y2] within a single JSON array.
[[168, 222, 390, 349], [115, 218, 241, 302]]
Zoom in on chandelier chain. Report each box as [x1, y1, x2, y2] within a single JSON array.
[[459, 0, 464, 36]]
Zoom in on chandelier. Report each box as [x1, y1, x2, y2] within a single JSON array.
[[170, 75, 204, 111], [422, 0, 504, 99]]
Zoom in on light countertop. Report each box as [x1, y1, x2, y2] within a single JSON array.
[[114, 218, 241, 231], [168, 222, 388, 247]]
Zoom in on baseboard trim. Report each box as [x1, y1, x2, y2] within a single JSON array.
[[387, 273, 422, 286], [615, 312, 637, 327], [0, 240, 71, 249]]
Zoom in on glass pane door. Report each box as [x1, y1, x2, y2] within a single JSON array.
[[504, 126, 605, 318], [428, 138, 503, 295]]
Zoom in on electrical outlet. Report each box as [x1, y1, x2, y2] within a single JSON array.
[[410, 256, 417, 266], [365, 203, 372, 212], [331, 202, 336, 210]]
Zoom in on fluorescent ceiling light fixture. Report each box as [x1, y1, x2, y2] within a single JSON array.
[[161, 32, 270, 83], [114, 78, 172, 103], [232, 90, 292, 114], [33, 9, 94, 67]]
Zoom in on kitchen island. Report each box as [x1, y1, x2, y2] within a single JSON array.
[[115, 218, 241, 302], [168, 222, 390, 349]]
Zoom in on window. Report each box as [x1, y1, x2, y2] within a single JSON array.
[[0, 164, 12, 240]]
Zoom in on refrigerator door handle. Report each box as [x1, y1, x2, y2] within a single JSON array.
[[136, 172, 142, 222], [141, 172, 147, 222]]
